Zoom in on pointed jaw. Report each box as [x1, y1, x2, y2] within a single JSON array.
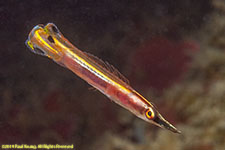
[[152, 113, 181, 134]]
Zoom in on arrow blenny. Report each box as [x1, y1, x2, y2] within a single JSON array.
[[26, 23, 180, 133]]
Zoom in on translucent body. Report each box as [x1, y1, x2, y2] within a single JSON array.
[[26, 23, 180, 133]]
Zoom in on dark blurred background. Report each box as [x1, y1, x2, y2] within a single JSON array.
[[1, 0, 225, 150]]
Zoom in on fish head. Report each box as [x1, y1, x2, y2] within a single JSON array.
[[141, 105, 181, 134]]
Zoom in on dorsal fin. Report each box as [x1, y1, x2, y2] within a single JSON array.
[[83, 52, 130, 85]]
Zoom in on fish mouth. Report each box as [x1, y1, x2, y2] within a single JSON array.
[[153, 113, 181, 134]]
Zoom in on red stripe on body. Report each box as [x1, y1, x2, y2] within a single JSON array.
[[61, 54, 146, 114], [62, 54, 108, 90], [106, 85, 145, 114]]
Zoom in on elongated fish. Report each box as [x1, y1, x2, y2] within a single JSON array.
[[26, 23, 180, 133]]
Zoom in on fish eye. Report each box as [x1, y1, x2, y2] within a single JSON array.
[[145, 108, 155, 120], [47, 36, 55, 43]]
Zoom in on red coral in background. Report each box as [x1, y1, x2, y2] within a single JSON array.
[[130, 36, 199, 92]]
